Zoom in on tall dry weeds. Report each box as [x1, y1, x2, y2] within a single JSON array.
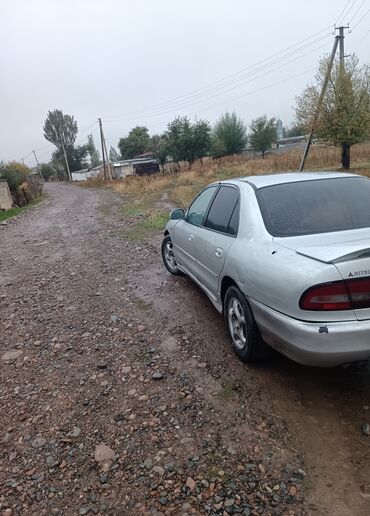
[[111, 143, 370, 207]]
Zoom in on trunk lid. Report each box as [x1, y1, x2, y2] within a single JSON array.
[[295, 243, 370, 264], [275, 229, 370, 320]]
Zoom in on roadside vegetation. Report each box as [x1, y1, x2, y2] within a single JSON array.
[[38, 51, 369, 181], [105, 142, 370, 240], [0, 161, 30, 192], [115, 142, 370, 205], [0, 161, 44, 208], [296, 55, 370, 169]]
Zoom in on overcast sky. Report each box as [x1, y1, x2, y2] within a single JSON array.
[[1, 0, 369, 165]]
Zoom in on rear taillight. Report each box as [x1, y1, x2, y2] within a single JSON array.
[[300, 282, 351, 311], [347, 278, 370, 309], [300, 278, 370, 311]]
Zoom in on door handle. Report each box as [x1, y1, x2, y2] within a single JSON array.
[[215, 248, 224, 258], [188, 234, 194, 242]]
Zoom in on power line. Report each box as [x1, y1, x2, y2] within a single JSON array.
[[336, 0, 353, 25], [340, 0, 358, 24], [353, 28, 370, 49], [105, 68, 315, 139], [351, 8, 370, 30], [349, 0, 366, 24], [103, 27, 333, 122], [103, 39, 332, 123], [18, 14, 358, 160], [191, 68, 315, 117], [104, 32, 332, 121], [74, 123, 99, 147]]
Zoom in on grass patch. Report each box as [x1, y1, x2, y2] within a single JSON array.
[[141, 211, 168, 231], [0, 206, 24, 222], [116, 210, 169, 242], [0, 195, 46, 223], [123, 205, 145, 217]]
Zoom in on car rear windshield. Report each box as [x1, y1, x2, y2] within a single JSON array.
[[256, 177, 370, 237]]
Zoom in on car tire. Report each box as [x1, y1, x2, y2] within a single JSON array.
[[224, 285, 268, 363], [161, 235, 182, 275]]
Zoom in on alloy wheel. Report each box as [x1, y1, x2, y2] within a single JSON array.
[[164, 241, 177, 271], [228, 297, 247, 351]]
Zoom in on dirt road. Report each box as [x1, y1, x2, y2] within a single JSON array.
[[0, 184, 369, 516]]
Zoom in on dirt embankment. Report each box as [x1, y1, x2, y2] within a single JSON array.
[[0, 184, 369, 516]]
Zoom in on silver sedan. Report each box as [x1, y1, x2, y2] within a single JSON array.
[[161, 172, 370, 367]]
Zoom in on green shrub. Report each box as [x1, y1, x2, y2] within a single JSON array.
[[0, 161, 30, 193]]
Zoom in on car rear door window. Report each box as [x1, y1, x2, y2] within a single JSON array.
[[186, 186, 218, 226], [227, 200, 240, 235], [205, 186, 239, 234]]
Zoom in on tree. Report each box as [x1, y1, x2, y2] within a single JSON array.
[[43, 110, 86, 179], [118, 126, 151, 159], [0, 161, 30, 192], [295, 55, 370, 169], [285, 123, 306, 138], [166, 116, 211, 168], [43, 109, 78, 148], [211, 112, 247, 157], [151, 134, 168, 171], [109, 146, 120, 162], [87, 134, 100, 167], [166, 117, 185, 167], [50, 145, 89, 178], [249, 116, 277, 158], [192, 120, 212, 163], [40, 163, 55, 182]]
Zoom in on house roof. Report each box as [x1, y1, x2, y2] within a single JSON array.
[[113, 157, 158, 166]]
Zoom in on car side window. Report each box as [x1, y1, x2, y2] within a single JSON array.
[[205, 186, 239, 234], [186, 186, 218, 226], [228, 200, 240, 235]]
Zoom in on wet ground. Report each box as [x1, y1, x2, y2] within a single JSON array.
[[0, 184, 369, 516], [133, 243, 370, 516]]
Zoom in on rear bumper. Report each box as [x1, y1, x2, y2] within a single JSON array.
[[250, 299, 370, 367]]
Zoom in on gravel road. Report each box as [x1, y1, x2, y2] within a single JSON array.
[[0, 184, 369, 516]]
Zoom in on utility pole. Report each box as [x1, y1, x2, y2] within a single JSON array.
[[338, 25, 350, 63], [338, 25, 350, 169], [102, 131, 114, 180], [299, 32, 341, 171], [61, 139, 72, 182], [32, 150, 44, 183], [98, 118, 108, 180], [339, 25, 345, 63], [50, 122, 72, 181]]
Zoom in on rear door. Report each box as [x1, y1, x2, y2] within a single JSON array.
[[173, 185, 218, 275], [195, 186, 240, 296]]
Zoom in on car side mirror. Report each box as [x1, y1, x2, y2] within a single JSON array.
[[170, 208, 185, 220]]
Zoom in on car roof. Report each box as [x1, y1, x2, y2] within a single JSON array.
[[220, 171, 363, 189]]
